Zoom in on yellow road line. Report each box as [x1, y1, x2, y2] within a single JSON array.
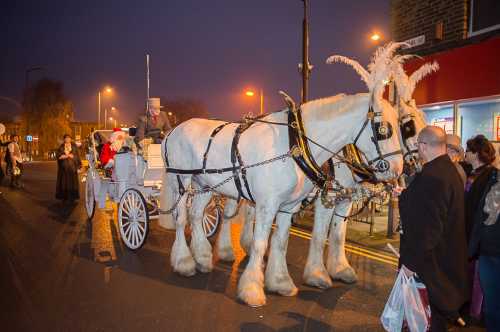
[[289, 226, 398, 261], [288, 227, 398, 267]]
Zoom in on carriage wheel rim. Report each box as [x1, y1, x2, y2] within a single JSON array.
[[202, 205, 220, 237], [85, 176, 95, 218], [119, 189, 148, 250]]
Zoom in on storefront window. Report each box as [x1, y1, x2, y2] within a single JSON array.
[[458, 99, 500, 145], [421, 105, 454, 134]]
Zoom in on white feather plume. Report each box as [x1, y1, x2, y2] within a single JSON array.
[[408, 61, 439, 93], [326, 55, 370, 87], [327, 42, 406, 101]]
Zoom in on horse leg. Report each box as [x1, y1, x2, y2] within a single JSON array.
[[170, 178, 196, 276], [158, 171, 176, 230], [216, 198, 239, 262], [189, 190, 214, 273], [303, 198, 333, 289], [240, 202, 255, 256], [265, 211, 298, 296], [326, 200, 357, 283], [237, 202, 278, 307]]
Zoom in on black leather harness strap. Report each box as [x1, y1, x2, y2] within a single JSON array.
[[288, 107, 328, 188], [163, 127, 186, 195], [231, 121, 255, 202], [202, 122, 230, 170]]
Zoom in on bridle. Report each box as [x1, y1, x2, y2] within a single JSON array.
[[352, 105, 403, 173], [397, 99, 421, 172]]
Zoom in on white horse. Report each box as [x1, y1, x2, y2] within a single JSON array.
[[238, 53, 439, 291], [160, 44, 405, 307], [300, 55, 439, 289]]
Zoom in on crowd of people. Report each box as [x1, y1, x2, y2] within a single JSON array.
[[395, 126, 499, 331]]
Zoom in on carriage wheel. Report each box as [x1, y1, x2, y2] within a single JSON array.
[[85, 174, 96, 220], [202, 200, 222, 238], [118, 189, 149, 250]]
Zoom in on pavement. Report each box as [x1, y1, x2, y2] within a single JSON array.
[[0, 162, 485, 332]]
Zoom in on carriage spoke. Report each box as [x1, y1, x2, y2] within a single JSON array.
[[131, 225, 137, 247], [124, 223, 132, 238], [137, 222, 145, 233]]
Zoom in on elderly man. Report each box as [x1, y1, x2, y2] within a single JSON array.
[[134, 97, 171, 145], [397, 126, 468, 331]]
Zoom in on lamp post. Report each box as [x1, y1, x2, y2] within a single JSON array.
[[300, 0, 311, 104], [244, 89, 264, 115], [98, 87, 112, 129]]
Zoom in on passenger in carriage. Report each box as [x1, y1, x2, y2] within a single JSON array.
[[134, 97, 171, 146], [99, 128, 126, 176]]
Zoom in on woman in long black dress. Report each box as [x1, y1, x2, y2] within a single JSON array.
[[56, 134, 81, 201]]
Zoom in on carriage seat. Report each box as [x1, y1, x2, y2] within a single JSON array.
[[142, 143, 163, 186]]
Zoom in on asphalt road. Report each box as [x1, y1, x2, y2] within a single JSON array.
[[0, 162, 483, 332]]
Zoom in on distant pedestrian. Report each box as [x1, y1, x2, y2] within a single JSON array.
[[446, 134, 467, 186], [7, 135, 23, 188], [396, 126, 468, 331], [55, 134, 81, 202]]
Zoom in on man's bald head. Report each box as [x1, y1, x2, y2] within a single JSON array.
[[417, 126, 447, 163], [418, 126, 446, 147]]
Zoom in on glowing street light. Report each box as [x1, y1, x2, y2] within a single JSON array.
[[370, 33, 381, 42], [244, 89, 264, 115], [98, 86, 113, 129]]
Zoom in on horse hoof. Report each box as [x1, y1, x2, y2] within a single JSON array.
[[173, 256, 196, 277], [331, 266, 358, 284], [195, 255, 213, 273], [304, 268, 333, 289], [217, 246, 235, 262], [238, 283, 266, 307], [266, 275, 298, 297]]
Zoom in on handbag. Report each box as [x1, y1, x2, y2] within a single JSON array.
[[381, 266, 431, 332]]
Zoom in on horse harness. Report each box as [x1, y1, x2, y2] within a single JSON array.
[[162, 98, 403, 208]]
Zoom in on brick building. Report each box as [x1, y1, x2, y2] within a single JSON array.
[[390, 0, 500, 145]]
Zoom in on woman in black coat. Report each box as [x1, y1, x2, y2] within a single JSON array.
[[464, 135, 497, 241], [55, 134, 81, 201]]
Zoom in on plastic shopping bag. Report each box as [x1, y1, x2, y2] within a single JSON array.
[[402, 272, 430, 332], [381, 269, 405, 332]]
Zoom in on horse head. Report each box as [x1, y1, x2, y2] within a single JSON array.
[[391, 56, 439, 173], [326, 42, 406, 181]]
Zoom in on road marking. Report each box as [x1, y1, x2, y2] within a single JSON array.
[[288, 226, 398, 267]]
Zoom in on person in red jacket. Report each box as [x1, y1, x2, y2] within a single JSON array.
[[100, 129, 125, 171]]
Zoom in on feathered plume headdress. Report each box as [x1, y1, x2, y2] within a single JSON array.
[[391, 55, 439, 102], [326, 42, 407, 102]]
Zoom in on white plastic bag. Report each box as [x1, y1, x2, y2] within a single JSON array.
[[381, 269, 405, 332], [402, 274, 429, 332]]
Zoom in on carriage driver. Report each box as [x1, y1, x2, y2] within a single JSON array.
[[134, 97, 172, 147]]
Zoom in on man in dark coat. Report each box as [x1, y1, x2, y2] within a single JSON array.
[[398, 126, 468, 331], [134, 97, 171, 145]]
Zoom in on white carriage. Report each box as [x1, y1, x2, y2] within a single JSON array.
[[83, 130, 223, 250]]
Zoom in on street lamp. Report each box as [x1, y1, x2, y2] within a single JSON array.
[[104, 106, 117, 129], [98, 86, 113, 129], [109, 117, 117, 128], [370, 32, 382, 42], [244, 89, 264, 115]]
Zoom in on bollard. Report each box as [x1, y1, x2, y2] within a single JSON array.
[[387, 196, 399, 238]]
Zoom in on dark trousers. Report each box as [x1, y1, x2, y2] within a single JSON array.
[[10, 161, 22, 186], [479, 255, 500, 332], [430, 304, 448, 332]]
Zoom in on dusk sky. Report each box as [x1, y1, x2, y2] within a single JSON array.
[[1, 0, 390, 124]]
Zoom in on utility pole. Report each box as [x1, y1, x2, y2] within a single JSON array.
[[301, 0, 311, 104]]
